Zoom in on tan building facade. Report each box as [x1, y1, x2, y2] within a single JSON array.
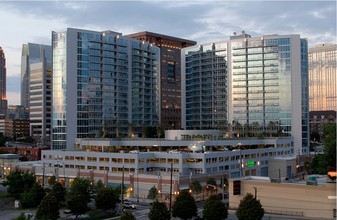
[[308, 43, 337, 111], [229, 177, 336, 219]]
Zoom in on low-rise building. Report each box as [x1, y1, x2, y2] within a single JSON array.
[[229, 176, 336, 219], [0, 154, 21, 179]]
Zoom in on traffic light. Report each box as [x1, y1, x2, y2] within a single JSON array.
[[233, 180, 241, 195]]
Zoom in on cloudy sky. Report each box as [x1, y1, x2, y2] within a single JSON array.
[[0, 0, 336, 105]]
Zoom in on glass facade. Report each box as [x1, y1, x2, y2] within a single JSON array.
[[231, 37, 292, 135], [184, 43, 228, 129], [52, 29, 160, 150], [52, 31, 67, 150], [182, 34, 309, 154], [308, 43, 337, 111]]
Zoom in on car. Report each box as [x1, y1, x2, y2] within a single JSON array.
[[123, 201, 136, 209]]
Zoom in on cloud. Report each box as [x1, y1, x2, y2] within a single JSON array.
[[0, 0, 336, 106]]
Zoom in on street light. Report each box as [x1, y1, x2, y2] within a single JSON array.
[[137, 169, 139, 202]]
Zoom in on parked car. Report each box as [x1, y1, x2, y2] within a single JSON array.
[[123, 201, 136, 209]]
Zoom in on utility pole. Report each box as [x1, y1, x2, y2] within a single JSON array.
[[169, 162, 173, 214], [253, 187, 257, 199], [121, 166, 124, 206], [222, 176, 224, 201], [137, 169, 139, 202], [42, 162, 45, 188]]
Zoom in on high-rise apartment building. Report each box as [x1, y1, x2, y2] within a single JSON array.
[[126, 32, 196, 129], [0, 47, 7, 117], [52, 28, 160, 150], [21, 43, 52, 109], [308, 43, 336, 111], [30, 59, 52, 147], [181, 42, 228, 130], [182, 33, 309, 155]]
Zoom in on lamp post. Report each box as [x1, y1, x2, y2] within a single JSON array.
[[42, 162, 45, 188], [136, 171, 139, 202], [121, 166, 124, 206], [169, 162, 173, 214]]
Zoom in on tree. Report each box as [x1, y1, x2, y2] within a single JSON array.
[[190, 180, 202, 194], [35, 193, 60, 220], [120, 211, 136, 220], [203, 195, 228, 220], [94, 179, 105, 193], [20, 182, 46, 208], [95, 186, 119, 210], [148, 200, 170, 220], [322, 123, 336, 171], [147, 185, 158, 199], [66, 178, 91, 217], [236, 193, 264, 220], [6, 170, 35, 199], [51, 182, 66, 204], [48, 176, 57, 186], [67, 192, 88, 218], [172, 190, 197, 220], [311, 124, 336, 174], [69, 178, 91, 202]]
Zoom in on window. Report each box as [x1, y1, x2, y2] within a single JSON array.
[[167, 61, 175, 78]]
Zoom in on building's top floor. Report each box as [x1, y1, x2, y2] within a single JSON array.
[[309, 43, 337, 52], [53, 28, 160, 54], [125, 31, 197, 49], [234, 174, 333, 186]]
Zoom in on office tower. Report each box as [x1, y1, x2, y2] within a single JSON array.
[[52, 28, 160, 150], [21, 43, 52, 109], [182, 33, 309, 155], [0, 47, 7, 118], [29, 59, 52, 147], [126, 32, 196, 129], [308, 43, 337, 111]]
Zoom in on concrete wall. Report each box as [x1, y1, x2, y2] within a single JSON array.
[[268, 157, 297, 179], [229, 178, 336, 219]]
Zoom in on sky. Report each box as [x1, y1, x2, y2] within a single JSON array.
[[0, 0, 336, 106]]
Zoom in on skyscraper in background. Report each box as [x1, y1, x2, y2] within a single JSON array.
[[126, 32, 196, 129], [181, 33, 309, 155], [308, 43, 336, 111], [29, 58, 53, 147], [0, 47, 7, 118], [52, 28, 160, 150], [21, 43, 52, 109]]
